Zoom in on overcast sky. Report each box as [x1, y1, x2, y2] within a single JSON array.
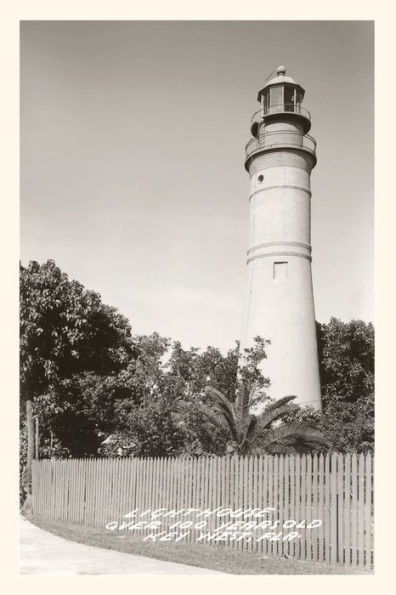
[[20, 20, 374, 352]]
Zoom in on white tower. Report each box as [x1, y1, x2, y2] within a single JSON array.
[[241, 66, 322, 411]]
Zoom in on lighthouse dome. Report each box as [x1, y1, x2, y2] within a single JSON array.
[[259, 65, 305, 92]]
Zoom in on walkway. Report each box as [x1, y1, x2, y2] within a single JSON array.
[[19, 517, 225, 575]]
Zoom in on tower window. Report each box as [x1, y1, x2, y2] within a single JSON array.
[[273, 261, 288, 280]]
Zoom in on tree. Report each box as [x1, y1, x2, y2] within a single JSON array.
[[20, 260, 136, 467], [316, 318, 374, 452], [317, 318, 374, 403], [317, 397, 373, 453], [106, 333, 187, 457], [167, 341, 239, 402]]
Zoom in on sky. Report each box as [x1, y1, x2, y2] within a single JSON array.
[[20, 20, 374, 353]]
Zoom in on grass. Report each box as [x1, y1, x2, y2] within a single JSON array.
[[29, 516, 371, 575]]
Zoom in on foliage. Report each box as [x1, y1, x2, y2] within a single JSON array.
[[97, 336, 271, 457], [316, 318, 374, 452], [317, 318, 374, 403], [20, 260, 137, 461], [20, 260, 135, 402], [318, 396, 374, 452], [19, 424, 28, 506], [173, 337, 270, 455], [201, 382, 328, 455], [20, 261, 374, 459], [284, 319, 375, 453]]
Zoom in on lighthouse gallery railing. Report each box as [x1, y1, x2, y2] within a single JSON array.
[[251, 104, 312, 126], [245, 130, 317, 161]]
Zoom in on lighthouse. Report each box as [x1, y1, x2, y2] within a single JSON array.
[[241, 66, 322, 411]]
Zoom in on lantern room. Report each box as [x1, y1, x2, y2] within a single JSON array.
[[250, 65, 311, 137]]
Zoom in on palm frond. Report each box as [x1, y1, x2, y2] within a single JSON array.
[[205, 386, 233, 415], [242, 414, 258, 444], [197, 403, 232, 436], [258, 403, 299, 429], [204, 386, 237, 437], [263, 422, 329, 451], [234, 382, 252, 426], [263, 395, 297, 414]]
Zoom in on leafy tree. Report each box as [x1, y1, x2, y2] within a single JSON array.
[[317, 318, 374, 402], [34, 371, 134, 458], [167, 341, 239, 402], [106, 334, 187, 457], [20, 260, 136, 468], [20, 260, 134, 398], [316, 318, 374, 452], [317, 397, 374, 452]]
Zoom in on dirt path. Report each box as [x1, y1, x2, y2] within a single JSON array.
[[19, 517, 225, 575]]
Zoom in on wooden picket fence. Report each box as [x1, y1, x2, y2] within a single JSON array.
[[31, 453, 373, 569]]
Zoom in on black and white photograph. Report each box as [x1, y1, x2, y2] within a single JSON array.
[[18, 20, 374, 576]]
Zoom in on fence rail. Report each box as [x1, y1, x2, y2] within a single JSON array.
[[32, 453, 373, 569]]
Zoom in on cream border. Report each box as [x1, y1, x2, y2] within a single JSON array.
[[1, 4, 392, 594]]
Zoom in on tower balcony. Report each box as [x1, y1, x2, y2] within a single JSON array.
[[250, 104, 312, 137], [244, 129, 317, 170]]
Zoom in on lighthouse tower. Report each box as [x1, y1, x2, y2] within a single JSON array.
[[241, 66, 322, 410]]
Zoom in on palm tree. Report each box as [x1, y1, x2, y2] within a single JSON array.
[[200, 384, 328, 455]]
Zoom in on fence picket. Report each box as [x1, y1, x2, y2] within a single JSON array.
[[288, 455, 295, 559], [318, 454, 324, 562], [295, 455, 301, 559], [300, 455, 307, 560], [264, 455, 272, 557], [358, 453, 365, 569], [192, 458, 199, 542], [337, 453, 344, 564], [344, 454, 351, 567], [277, 455, 284, 557], [330, 453, 338, 564], [306, 455, 313, 561], [365, 453, 373, 569], [67, 460, 72, 523], [311, 454, 318, 562]]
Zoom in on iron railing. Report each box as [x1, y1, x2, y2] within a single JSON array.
[[251, 103, 312, 128], [245, 129, 316, 161]]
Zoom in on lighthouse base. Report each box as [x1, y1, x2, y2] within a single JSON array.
[[241, 254, 322, 411]]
